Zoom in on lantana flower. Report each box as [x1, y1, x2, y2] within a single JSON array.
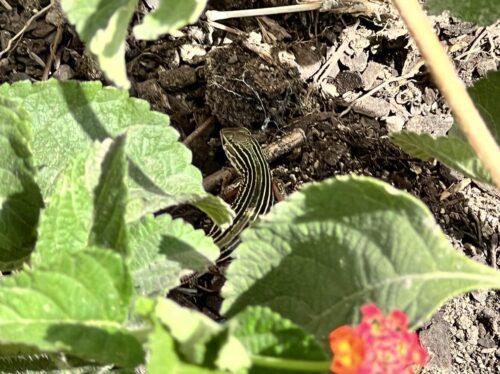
[[329, 303, 427, 374]]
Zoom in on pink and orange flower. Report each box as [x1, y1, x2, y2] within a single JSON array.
[[329, 304, 427, 374]]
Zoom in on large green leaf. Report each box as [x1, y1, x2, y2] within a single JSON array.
[[129, 214, 219, 296], [426, 0, 500, 26], [134, 0, 207, 40], [0, 80, 232, 226], [146, 320, 228, 374], [0, 96, 43, 270], [222, 176, 500, 351], [0, 249, 143, 368], [34, 138, 128, 263], [136, 297, 249, 373], [391, 71, 500, 185], [60, 0, 137, 89], [88, 135, 129, 254], [231, 307, 328, 374]]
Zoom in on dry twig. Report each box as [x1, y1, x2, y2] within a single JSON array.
[[183, 117, 215, 146], [206, 21, 246, 37], [42, 24, 63, 80], [206, 2, 322, 22], [0, 2, 53, 59], [313, 37, 351, 84], [0, 0, 12, 11]]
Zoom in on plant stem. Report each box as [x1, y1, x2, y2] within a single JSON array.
[[252, 355, 330, 372], [392, 0, 500, 188], [206, 2, 322, 22]]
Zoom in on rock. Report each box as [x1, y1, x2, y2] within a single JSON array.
[[321, 82, 338, 97], [340, 50, 369, 72], [361, 61, 385, 89], [351, 97, 391, 118], [53, 64, 74, 80], [419, 314, 453, 371], [406, 114, 452, 136], [470, 290, 488, 303], [179, 44, 206, 63], [385, 115, 405, 133]]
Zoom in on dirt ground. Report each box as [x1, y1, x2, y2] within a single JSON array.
[[0, 0, 499, 373]]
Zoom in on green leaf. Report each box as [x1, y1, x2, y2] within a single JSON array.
[[390, 131, 493, 183], [0, 249, 144, 367], [137, 297, 249, 373], [153, 298, 224, 365], [231, 307, 328, 374], [0, 351, 110, 373], [134, 0, 207, 40], [60, 0, 137, 89], [469, 70, 500, 140], [34, 138, 126, 263], [89, 135, 129, 255], [222, 176, 500, 351], [391, 71, 500, 185], [123, 124, 232, 225], [146, 319, 229, 374], [129, 214, 219, 295], [0, 96, 43, 270], [0, 80, 232, 226], [426, 0, 500, 26]]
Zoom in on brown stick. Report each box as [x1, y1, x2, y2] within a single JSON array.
[[264, 128, 306, 161], [183, 116, 215, 146], [392, 0, 500, 188], [203, 128, 306, 192], [42, 24, 63, 80]]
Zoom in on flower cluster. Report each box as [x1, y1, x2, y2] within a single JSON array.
[[329, 304, 427, 374]]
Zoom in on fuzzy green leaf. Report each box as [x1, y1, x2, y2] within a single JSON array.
[[147, 320, 229, 374], [0, 80, 232, 226], [391, 71, 500, 185], [231, 307, 328, 374], [60, 0, 137, 89], [0, 249, 143, 367], [88, 135, 129, 254], [0, 96, 43, 270], [152, 298, 224, 365], [137, 297, 249, 373], [426, 0, 500, 25], [34, 138, 127, 263], [129, 214, 219, 295], [134, 0, 207, 40], [222, 176, 500, 351], [390, 131, 492, 183]]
